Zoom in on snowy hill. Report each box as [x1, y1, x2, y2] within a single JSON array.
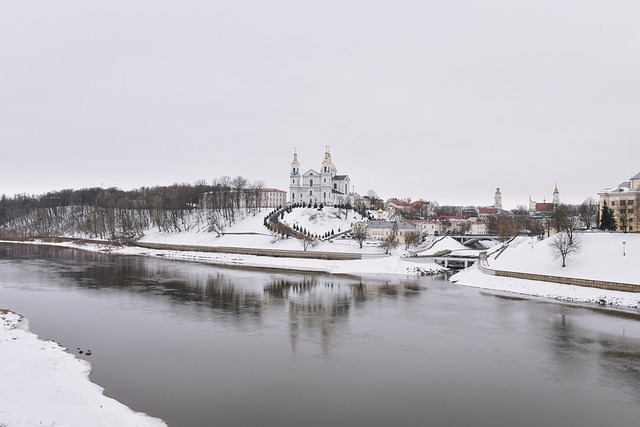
[[139, 207, 373, 254], [489, 233, 639, 284], [452, 232, 640, 308]]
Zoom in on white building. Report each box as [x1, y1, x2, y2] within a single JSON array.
[[201, 187, 286, 210], [366, 220, 418, 244], [260, 188, 287, 208], [289, 148, 355, 206]]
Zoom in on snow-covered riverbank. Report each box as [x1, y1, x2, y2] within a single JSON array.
[[0, 309, 167, 427], [451, 233, 640, 309]]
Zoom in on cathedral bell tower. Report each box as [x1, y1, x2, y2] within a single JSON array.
[[320, 146, 333, 205], [289, 149, 301, 204]]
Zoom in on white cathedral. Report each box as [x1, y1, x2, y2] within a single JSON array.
[[289, 147, 355, 206]]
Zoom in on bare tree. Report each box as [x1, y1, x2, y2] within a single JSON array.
[[403, 229, 422, 250], [548, 232, 581, 267], [380, 222, 399, 254], [618, 199, 631, 233], [366, 190, 380, 209], [351, 222, 368, 249], [635, 194, 640, 232], [511, 206, 530, 234], [579, 197, 598, 230], [459, 220, 472, 235], [300, 236, 317, 251]]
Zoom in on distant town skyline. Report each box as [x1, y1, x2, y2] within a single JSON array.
[[2, 1, 639, 210]]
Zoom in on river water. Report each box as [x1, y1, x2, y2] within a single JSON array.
[[1, 243, 640, 427]]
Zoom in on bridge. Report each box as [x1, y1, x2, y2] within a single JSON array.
[[433, 256, 477, 269], [448, 235, 501, 247]]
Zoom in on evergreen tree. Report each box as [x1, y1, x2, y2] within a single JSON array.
[[599, 201, 617, 231]]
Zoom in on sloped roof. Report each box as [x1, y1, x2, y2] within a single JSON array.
[[631, 171, 640, 180], [478, 207, 498, 215], [535, 202, 554, 212], [333, 175, 350, 181], [388, 200, 411, 207]]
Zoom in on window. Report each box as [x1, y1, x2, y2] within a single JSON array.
[[629, 200, 635, 205], [333, 183, 337, 190], [612, 201, 616, 205], [309, 179, 313, 187], [309, 190, 313, 196]]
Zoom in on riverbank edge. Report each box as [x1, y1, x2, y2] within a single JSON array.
[[451, 264, 640, 310], [0, 238, 447, 277], [0, 309, 168, 427]]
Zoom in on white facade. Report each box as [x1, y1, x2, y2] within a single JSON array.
[[260, 188, 287, 208], [289, 148, 354, 206], [494, 187, 502, 210]]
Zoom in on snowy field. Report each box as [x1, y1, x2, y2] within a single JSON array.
[[452, 232, 640, 309], [0, 309, 167, 427]]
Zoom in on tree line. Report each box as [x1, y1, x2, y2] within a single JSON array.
[[0, 177, 265, 240]]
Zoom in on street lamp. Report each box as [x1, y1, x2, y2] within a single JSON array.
[[622, 241, 626, 256]]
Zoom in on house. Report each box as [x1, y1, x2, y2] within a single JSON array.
[[435, 216, 470, 235], [386, 199, 412, 213], [412, 220, 438, 236], [478, 207, 499, 220], [366, 220, 418, 243], [470, 221, 487, 235], [598, 172, 640, 232], [260, 188, 288, 208]]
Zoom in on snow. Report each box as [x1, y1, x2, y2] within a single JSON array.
[[138, 208, 382, 254], [4, 214, 640, 425], [0, 309, 167, 427], [486, 233, 637, 283], [452, 232, 640, 309]]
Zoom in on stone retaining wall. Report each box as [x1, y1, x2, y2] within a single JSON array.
[[478, 252, 639, 293], [493, 270, 640, 293], [135, 242, 363, 260]]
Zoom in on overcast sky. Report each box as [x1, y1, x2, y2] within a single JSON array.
[[1, 1, 639, 209]]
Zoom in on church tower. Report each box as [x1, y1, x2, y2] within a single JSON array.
[[552, 182, 560, 208], [320, 146, 333, 205], [494, 187, 502, 210], [289, 149, 301, 204]]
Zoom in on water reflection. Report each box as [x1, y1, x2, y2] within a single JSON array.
[[4, 243, 640, 427], [1, 243, 426, 356]]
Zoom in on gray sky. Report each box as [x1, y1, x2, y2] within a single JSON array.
[[2, 1, 639, 210]]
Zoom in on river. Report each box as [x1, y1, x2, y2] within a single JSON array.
[[1, 243, 640, 427]]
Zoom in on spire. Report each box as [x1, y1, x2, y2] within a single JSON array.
[[552, 181, 560, 207], [324, 145, 331, 161], [291, 148, 299, 165]]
